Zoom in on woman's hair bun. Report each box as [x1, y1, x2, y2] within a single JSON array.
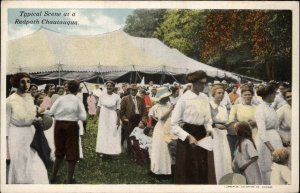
[[256, 84, 276, 98], [186, 70, 207, 83]]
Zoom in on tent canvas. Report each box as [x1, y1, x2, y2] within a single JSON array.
[[7, 27, 241, 83]]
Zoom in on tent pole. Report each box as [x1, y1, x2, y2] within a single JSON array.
[[160, 73, 165, 85], [132, 65, 138, 84], [166, 71, 179, 83], [129, 72, 132, 84], [160, 65, 166, 85], [58, 63, 61, 86], [136, 71, 142, 81], [98, 63, 105, 84]]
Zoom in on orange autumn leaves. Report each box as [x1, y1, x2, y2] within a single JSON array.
[[201, 10, 290, 61]]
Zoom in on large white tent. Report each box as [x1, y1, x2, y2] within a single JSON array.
[[7, 27, 241, 83]]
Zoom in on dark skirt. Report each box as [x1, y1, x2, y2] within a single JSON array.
[[175, 123, 216, 184]]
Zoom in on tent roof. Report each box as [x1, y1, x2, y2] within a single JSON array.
[[7, 27, 239, 80]]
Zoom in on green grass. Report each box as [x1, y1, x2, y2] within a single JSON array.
[[49, 118, 172, 184]]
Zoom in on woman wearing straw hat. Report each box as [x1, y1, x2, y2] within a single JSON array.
[[150, 87, 173, 177], [171, 70, 216, 184]]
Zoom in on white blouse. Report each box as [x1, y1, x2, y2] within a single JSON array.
[[97, 92, 121, 110], [169, 96, 179, 105], [6, 93, 36, 134], [276, 104, 291, 131], [171, 90, 213, 141], [48, 94, 86, 121], [255, 101, 279, 143], [209, 101, 228, 123], [272, 93, 287, 110]]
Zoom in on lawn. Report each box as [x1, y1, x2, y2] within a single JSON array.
[[49, 118, 172, 184]]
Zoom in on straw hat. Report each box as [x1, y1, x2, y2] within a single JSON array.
[[155, 87, 172, 101]]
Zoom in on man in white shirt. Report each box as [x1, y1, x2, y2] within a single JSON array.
[[48, 80, 87, 184]]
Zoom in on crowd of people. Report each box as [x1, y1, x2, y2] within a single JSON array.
[[6, 71, 292, 185]]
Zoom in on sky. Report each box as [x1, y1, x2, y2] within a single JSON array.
[[8, 9, 134, 40]]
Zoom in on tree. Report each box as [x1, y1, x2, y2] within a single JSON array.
[[124, 9, 292, 81], [124, 9, 166, 37], [154, 10, 206, 60], [251, 10, 292, 81], [201, 10, 292, 81]]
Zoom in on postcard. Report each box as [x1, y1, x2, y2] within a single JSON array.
[[1, 1, 299, 193]]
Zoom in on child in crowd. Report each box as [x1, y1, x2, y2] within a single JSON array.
[[232, 122, 262, 184], [129, 121, 152, 163], [270, 148, 291, 185]]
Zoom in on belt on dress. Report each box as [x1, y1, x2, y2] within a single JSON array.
[[55, 120, 77, 123]]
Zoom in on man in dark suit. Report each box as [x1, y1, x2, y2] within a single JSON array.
[[120, 84, 147, 154]]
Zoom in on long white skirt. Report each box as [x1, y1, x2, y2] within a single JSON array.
[[256, 129, 283, 184], [213, 128, 233, 183], [8, 125, 49, 184], [78, 120, 84, 158], [96, 106, 121, 155], [150, 120, 171, 175]]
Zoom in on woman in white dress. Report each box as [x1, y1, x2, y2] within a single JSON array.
[[6, 72, 49, 184], [209, 85, 232, 183], [150, 87, 173, 175], [255, 84, 283, 184], [96, 81, 121, 159]]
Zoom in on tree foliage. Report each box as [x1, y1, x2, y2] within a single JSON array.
[[201, 10, 292, 81], [154, 10, 206, 60], [124, 9, 166, 37], [124, 9, 292, 81]]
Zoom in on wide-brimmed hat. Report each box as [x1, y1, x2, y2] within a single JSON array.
[[155, 87, 172, 101]]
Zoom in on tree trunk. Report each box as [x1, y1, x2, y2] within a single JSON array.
[[265, 61, 272, 81]]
